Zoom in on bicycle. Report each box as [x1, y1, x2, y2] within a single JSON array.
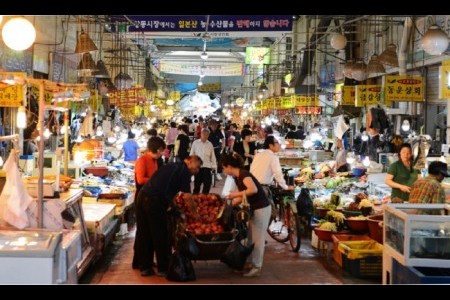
[[266, 168, 304, 252]]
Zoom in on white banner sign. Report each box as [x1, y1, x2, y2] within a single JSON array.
[[159, 61, 244, 76]]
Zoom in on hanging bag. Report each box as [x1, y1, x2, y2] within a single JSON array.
[[235, 191, 251, 223]]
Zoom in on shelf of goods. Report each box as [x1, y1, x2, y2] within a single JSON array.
[[383, 203, 450, 284]]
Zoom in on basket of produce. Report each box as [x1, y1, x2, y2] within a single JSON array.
[[314, 221, 337, 242], [367, 214, 384, 244], [174, 192, 239, 260], [346, 216, 369, 233]]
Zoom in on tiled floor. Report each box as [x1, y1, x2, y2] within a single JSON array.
[[80, 175, 380, 285]]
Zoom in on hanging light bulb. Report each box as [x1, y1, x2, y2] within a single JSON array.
[[0, 156, 3, 168], [2, 17, 36, 51], [401, 119, 411, 132], [201, 51, 208, 60], [75, 135, 84, 143], [44, 128, 51, 139], [422, 24, 449, 56], [363, 156, 371, 167], [242, 111, 248, 118], [346, 154, 355, 165], [16, 106, 27, 129], [113, 125, 121, 132], [361, 131, 369, 141], [60, 125, 66, 135], [330, 33, 347, 50], [96, 126, 104, 137], [198, 81, 203, 87]]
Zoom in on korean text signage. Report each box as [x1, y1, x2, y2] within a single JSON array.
[[111, 16, 292, 36], [0, 84, 23, 107], [439, 59, 450, 99], [159, 61, 243, 76], [294, 95, 319, 107], [355, 85, 381, 107], [384, 75, 424, 102], [198, 83, 221, 93], [341, 86, 355, 106], [295, 107, 322, 115]]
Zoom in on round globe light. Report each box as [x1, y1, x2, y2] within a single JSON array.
[[330, 33, 347, 50], [2, 17, 36, 51], [422, 25, 449, 55]]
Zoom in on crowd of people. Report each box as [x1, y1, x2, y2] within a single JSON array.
[[129, 116, 297, 278]]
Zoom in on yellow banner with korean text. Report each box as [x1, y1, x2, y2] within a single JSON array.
[[198, 83, 221, 93], [0, 84, 24, 107], [355, 85, 381, 107], [281, 96, 294, 109], [384, 75, 424, 102], [341, 86, 355, 106], [439, 60, 450, 99], [295, 95, 319, 107]]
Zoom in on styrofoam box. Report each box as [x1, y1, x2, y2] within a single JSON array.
[[82, 203, 116, 235]]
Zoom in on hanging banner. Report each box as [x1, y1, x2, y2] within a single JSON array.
[[295, 107, 322, 115], [281, 96, 294, 109], [111, 15, 292, 38], [0, 84, 24, 107], [198, 83, 221, 92], [384, 75, 424, 102], [245, 47, 271, 65], [439, 59, 450, 99], [295, 95, 319, 107], [355, 85, 381, 107], [274, 96, 283, 109], [159, 61, 243, 76], [341, 86, 355, 106]]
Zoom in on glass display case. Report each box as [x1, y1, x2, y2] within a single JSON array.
[[384, 203, 450, 268]]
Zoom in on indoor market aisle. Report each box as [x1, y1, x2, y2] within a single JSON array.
[[80, 175, 378, 285]]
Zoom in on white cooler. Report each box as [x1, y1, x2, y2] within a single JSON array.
[[0, 230, 62, 284]]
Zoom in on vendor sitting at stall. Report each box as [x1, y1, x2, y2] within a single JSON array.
[[385, 143, 421, 203], [409, 161, 449, 208]]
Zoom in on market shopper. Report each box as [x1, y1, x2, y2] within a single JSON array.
[[190, 128, 217, 194], [385, 143, 421, 202], [165, 122, 179, 163], [409, 161, 449, 208], [117, 131, 139, 162], [222, 153, 271, 277], [174, 124, 190, 162], [250, 136, 293, 196], [208, 119, 225, 180], [134, 155, 203, 276], [132, 137, 166, 272], [233, 129, 256, 171]]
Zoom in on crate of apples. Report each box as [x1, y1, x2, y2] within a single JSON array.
[[174, 193, 225, 235]]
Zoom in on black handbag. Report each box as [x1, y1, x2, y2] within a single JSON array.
[[220, 240, 254, 271], [166, 251, 196, 282], [235, 191, 252, 223], [178, 232, 199, 260]]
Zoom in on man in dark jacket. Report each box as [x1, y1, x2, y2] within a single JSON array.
[[133, 155, 203, 277]]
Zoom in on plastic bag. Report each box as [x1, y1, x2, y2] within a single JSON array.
[[178, 233, 199, 260], [220, 240, 254, 271], [166, 251, 196, 282], [221, 175, 236, 196], [0, 153, 33, 229]]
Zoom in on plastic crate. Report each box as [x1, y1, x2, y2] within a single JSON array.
[[332, 234, 372, 268], [392, 259, 450, 284], [338, 240, 383, 260], [342, 255, 382, 279]]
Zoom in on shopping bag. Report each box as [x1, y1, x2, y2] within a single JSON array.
[[220, 240, 254, 271], [166, 251, 196, 282], [0, 153, 33, 229], [221, 175, 237, 196]]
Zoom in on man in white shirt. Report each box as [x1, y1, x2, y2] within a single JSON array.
[[190, 128, 217, 194], [250, 136, 293, 194]]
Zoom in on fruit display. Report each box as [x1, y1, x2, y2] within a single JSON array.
[[174, 192, 225, 235]]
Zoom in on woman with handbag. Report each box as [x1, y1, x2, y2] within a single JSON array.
[[221, 153, 271, 277]]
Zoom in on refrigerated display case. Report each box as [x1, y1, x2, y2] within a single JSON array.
[[384, 203, 450, 268], [0, 230, 62, 284]]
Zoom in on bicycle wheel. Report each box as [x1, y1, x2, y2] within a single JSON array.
[[287, 205, 302, 252], [267, 201, 289, 243]]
